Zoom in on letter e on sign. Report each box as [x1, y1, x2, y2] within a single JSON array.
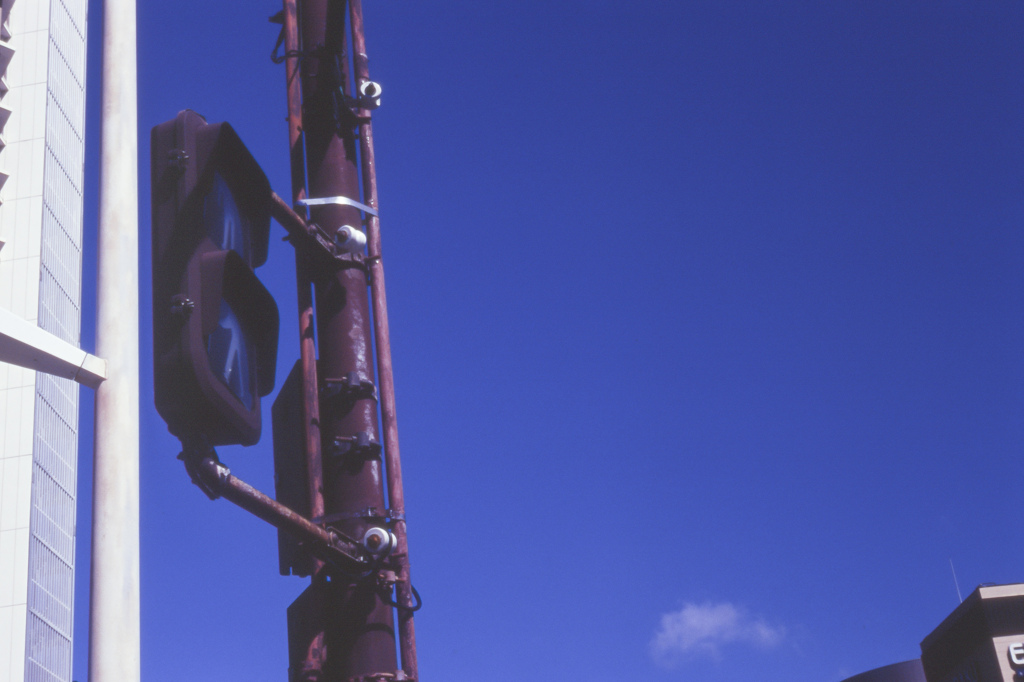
[[1009, 642, 1024, 666]]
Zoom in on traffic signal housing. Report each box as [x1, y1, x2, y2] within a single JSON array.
[[151, 110, 279, 446]]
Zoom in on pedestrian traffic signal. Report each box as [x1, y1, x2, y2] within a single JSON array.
[[151, 110, 279, 446]]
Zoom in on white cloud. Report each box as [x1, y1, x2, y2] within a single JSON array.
[[649, 601, 786, 666]]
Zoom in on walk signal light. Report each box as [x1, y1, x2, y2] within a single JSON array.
[[151, 110, 279, 446]]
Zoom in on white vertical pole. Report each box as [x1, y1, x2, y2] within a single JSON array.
[[89, 0, 139, 678]]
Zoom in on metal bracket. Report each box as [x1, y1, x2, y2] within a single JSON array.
[[299, 195, 379, 217], [321, 371, 377, 405], [177, 436, 223, 501], [313, 507, 402, 524], [328, 430, 382, 461], [269, 192, 346, 266], [166, 148, 189, 173], [315, 508, 382, 524], [345, 673, 412, 682], [341, 93, 380, 114], [327, 250, 371, 283], [169, 295, 194, 322], [376, 569, 398, 590]]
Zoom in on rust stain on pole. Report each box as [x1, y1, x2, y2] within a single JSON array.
[[348, 0, 418, 677]]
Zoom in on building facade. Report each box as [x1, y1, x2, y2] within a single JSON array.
[[0, 0, 88, 680]]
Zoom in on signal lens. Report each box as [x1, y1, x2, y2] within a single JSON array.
[[203, 173, 253, 264], [206, 299, 254, 410]]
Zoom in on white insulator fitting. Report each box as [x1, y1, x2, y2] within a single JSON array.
[[359, 80, 382, 108], [362, 527, 397, 556], [359, 80, 382, 99], [335, 224, 367, 253]]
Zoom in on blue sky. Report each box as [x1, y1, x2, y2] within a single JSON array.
[[72, 2, 1024, 681]]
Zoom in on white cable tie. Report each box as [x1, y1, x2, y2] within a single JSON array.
[[298, 195, 379, 217]]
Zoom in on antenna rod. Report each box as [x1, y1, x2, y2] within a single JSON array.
[[950, 558, 963, 604]]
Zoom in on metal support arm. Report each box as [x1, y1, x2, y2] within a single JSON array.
[[0, 306, 107, 387], [179, 446, 370, 573]]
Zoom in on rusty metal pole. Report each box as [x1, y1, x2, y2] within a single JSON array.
[[282, 0, 325, 574], [297, 0, 398, 679], [347, 1, 418, 677], [280, 1, 330, 678]]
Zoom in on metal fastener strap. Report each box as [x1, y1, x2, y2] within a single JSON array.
[[299, 195, 379, 217]]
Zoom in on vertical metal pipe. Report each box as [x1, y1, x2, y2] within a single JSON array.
[[347, 2, 418, 677], [299, 0, 397, 678], [283, 0, 306, 205], [282, 1, 329, 678], [282, 0, 325, 571], [90, 0, 140, 680]]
